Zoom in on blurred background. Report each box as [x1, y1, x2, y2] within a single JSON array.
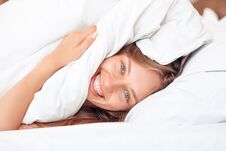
[[0, 0, 226, 19]]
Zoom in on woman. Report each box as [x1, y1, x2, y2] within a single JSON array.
[[0, 26, 189, 130]]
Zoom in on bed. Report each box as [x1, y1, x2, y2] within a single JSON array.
[[0, 0, 226, 150], [0, 123, 226, 151]]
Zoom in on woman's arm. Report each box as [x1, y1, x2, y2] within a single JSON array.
[[0, 26, 97, 131]]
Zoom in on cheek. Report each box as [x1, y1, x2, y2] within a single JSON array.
[[100, 58, 115, 70], [106, 95, 130, 111]]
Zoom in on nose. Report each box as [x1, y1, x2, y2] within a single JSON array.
[[102, 70, 125, 94]]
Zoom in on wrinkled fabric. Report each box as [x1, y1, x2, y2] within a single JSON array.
[[0, 0, 209, 124]]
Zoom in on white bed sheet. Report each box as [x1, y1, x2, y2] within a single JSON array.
[[0, 123, 226, 151]]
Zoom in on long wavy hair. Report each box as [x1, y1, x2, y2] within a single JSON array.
[[28, 43, 190, 128]]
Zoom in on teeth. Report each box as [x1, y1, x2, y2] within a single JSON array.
[[94, 74, 103, 97]]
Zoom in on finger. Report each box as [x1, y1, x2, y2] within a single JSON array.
[[74, 25, 97, 44], [76, 32, 98, 54], [79, 25, 96, 36]]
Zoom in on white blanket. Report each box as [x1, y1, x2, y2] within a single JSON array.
[[0, 0, 210, 124]]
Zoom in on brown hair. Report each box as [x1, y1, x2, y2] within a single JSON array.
[[119, 43, 190, 90], [29, 43, 190, 129]]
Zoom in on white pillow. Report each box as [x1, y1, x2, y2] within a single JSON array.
[[136, 0, 211, 65], [125, 20, 226, 125], [0, 0, 211, 124], [0, 0, 209, 70], [0, 0, 118, 72]]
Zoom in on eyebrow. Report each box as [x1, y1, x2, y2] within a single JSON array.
[[127, 56, 138, 103]]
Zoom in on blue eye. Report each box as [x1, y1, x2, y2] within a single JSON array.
[[120, 62, 126, 74], [124, 89, 129, 102]]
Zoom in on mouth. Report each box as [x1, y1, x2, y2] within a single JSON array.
[[90, 72, 104, 98]]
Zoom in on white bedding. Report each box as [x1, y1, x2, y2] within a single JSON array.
[[0, 0, 209, 124], [125, 16, 226, 125], [0, 1, 226, 150], [0, 123, 226, 151]]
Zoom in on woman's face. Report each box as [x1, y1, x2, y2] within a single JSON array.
[[87, 53, 162, 111]]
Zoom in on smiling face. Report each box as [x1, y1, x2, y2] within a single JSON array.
[[87, 49, 162, 111]]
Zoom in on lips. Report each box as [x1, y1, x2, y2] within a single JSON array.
[[94, 74, 104, 96], [90, 72, 104, 98]]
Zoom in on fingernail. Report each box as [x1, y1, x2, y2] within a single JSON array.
[[90, 32, 98, 39]]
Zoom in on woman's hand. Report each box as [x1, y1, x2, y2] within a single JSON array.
[[0, 26, 97, 131], [49, 25, 97, 68]]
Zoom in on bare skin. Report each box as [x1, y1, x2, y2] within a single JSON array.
[[0, 26, 97, 131], [87, 52, 162, 111], [0, 0, 7, 5], [0, 24, 161, 130]]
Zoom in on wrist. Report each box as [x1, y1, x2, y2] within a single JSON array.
[[41, 53, 63, 72]]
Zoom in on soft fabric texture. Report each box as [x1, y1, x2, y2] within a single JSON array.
[[1, 123, 226, 151], [0, 3, 225, 150], [125, 14, 226, 125], [0, 0, 210, 124]]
